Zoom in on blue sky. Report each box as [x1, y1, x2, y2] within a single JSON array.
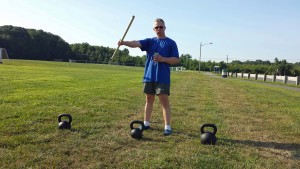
[[1, 0, 300, 63]]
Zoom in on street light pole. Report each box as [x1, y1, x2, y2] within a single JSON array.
[[199, 42, 202, 73], [199, 42, 213, 72]]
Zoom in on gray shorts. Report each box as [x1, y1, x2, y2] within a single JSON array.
[[143, 82, 170, 95]]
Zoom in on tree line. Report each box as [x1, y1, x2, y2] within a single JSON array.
[[0, 25, 144, 66], [70, 43, 145, 66], [1, 25, 299, 75], [0, 25, 72, 61], [180, 53, 300, 76]]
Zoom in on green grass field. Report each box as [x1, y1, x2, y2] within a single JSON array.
[[1, 60, 299, 168]]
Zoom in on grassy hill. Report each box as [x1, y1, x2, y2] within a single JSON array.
[[0, 60, 299, 168]]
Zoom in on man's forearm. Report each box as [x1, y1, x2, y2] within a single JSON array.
[[120, 41, 141, 48], [162, 57, 180, 65]]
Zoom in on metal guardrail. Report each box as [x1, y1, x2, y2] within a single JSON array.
[[228, 72, 299, 85]]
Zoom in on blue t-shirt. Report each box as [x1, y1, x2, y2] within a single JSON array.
[[139, 37, 179, 84]]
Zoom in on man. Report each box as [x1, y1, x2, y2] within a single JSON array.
[[118, 18, 180, 136]]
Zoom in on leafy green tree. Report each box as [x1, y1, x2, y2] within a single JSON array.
[[0, 25, 73, 61]]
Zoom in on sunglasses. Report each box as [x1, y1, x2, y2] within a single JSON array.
[[154, 26, 164, 30]]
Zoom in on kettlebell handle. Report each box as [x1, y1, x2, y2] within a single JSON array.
[[130, 120, 145, 131], [200, 123, 217, 134], [58, 114, 72, 124]]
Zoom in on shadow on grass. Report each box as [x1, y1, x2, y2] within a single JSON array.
[[138, 128, 200, 142], [146, 127, 201, 138], [173, 131, 199, 138], [220, 138, 300, 159], [141, 137, 168, 143]]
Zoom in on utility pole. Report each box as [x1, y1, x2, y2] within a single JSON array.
[[227, 55, 228, 64]]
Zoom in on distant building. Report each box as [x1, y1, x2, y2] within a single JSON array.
[[214, 66, 220, 73], [170, 66, 186, 72]]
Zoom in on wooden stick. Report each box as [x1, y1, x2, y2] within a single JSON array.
[[111, 15, 135, 59]]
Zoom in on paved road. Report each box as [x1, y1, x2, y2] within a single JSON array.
[[202, 72, 300, 92]]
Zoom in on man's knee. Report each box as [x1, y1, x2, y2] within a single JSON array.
[[146, 94, 155, 103], [158, 94, 170, 107]]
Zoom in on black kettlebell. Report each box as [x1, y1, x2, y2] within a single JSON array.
[[200, 123, 217, 145], [58, 114, 72, 129], [130, 120, 145, 139]]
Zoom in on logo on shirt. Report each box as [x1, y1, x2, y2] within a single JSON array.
[[160, 41, 166, 48]]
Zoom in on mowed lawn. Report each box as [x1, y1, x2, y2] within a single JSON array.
[[0, 60, 299, 168]]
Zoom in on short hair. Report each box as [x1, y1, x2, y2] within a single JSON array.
[[154, 18, 165, 25]]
